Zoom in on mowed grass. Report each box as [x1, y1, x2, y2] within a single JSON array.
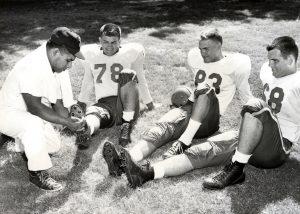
[[0, 1, 300, 213]]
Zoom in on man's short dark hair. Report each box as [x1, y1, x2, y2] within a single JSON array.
[[267, 36, 298, 61], [199, 28, 223, 45], [46, 40, 69, 54], [99, 23, 121, 38]]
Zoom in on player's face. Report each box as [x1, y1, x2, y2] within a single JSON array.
[[99, 35, 120, 56], [268, 49, 292, 78], [198, 39, 222, 63], [52, 49, 75, 73]]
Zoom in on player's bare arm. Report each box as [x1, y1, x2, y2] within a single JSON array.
[[22, 93, 85, 131], [52, 99, 69, 118]]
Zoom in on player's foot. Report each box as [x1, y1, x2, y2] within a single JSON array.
[[119, 121, 133, 147], [102, 141, 124, 177], [29, 170, 63, 191], [203, 161, 245, 190], [120, 147, 154, 188], [76, 124, 92, 150], [162, 140, 190, 159]]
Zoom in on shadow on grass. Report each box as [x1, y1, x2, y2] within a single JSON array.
[[0, 0, 299, 63], [31, 127, 118, 213], [227, 157, 300, 213]]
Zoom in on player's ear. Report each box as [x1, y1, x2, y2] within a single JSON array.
[[52, 48, 61, 57], [287, 54, 295, 66]]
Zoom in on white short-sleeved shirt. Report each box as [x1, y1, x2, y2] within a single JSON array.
[[187, 48, 252, 115], [78, 43, 152, 104], [260, 62, 300, 144], [0, 43, 63, 111]]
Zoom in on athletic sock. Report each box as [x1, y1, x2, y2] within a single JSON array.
[[232, 149, 252, 164], [122, 111, 135, 122], [152, 163, 165, 179], [144, 166, 154, 181], [129, 147, 144, 162], [179, 119, 201, 146], [85, 115, 100, 135]]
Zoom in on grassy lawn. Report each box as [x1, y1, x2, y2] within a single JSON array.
[[0, 0, 300, 213]]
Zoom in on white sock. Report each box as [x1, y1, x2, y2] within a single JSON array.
[[179, 119, 201, 146], [232, 149, 252, 164], [122, 111, 135, 122], [85, 115, 100, 135], [152, 163, 165, 179], [129, 147, 144, 162]]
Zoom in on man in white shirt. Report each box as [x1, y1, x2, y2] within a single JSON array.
[[102, 28, 253, 187], [203, 36, 298, 189], [0, 27, 85, 191], [75, 23, 154, 149]]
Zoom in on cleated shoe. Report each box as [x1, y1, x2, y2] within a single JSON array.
[[203, 161, 245, 190], [119, 121, 133, 147], [162, 140, 190, 159], [102, 141, 124, 177], [29, 170, 63, 191], [119, 147, 154, 188], [76, 124, 92, 150]]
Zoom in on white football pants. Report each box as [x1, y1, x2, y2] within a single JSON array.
[[0, 108, 61, 171]]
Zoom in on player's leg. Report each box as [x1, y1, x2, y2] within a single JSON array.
[[103, 106, 190, 176], [163, 88, 220, 158], [117, 68, 140, 146], [203, 99, 288, 189], [0, 109, 62, 191], [121, 131, 238, 188], [76, 103, 111, 150]]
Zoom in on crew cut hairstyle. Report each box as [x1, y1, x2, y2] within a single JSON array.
[[267, 36, 298, 61], [199, 28, 223, 45], [46, 40, 69, 54], [99, 23, 121, 38]]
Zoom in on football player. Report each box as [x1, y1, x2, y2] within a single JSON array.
[[75, 23, 155, 149], [102, 28, 253, 187], [203, 36, 299, 189], [0, 27, 85, 191]]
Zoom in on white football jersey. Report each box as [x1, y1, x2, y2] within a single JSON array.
[[187, 48, 252, 115], [260, 62, 300, 144], [78, 43, 153, 104]]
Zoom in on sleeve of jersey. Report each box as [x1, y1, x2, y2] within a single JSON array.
[[132, 48, 153, 104], [56, 71, 76, 108], [234, 55, 253, 104], [78, 61, 95, 104]]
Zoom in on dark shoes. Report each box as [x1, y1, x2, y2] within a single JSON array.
[[119, 147, 154, 188], [76, 124, 92, 150], [102, 141, 124, 177], [162, 140, 190, 159], [119, 121, 133, 147], [29, 170, 63, 191], [203, 161, 245, 190]]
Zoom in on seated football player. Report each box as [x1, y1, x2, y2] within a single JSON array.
[[75, 23, 155, 149], [102, 28, 253, 187], [202, 36, 299, 189]]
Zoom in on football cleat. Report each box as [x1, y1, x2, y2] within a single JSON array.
[[29, 170, 63, 191], [120, 147, 153, 188], [119, 121, 133, 147], [102, 141, 124, 177], [162, 140, 190, 159], [202, 161, 245, 190], [76, 124, 92, 150]]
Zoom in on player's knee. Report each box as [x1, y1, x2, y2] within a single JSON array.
[[241, 98, 264, 117], [119, 68, 137, 87], [86, 106, 110, 121], [185, 142, 214, 159]]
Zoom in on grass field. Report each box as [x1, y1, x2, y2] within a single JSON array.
[[0, 0, 300, 213]]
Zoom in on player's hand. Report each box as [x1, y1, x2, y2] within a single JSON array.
[[66, 117, 86, 132], [194, 83, 211, 98]]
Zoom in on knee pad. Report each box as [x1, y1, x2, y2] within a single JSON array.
[[171, 86, 192, 107], [86, 106, 110, 121], [119, 69, 137, 87]]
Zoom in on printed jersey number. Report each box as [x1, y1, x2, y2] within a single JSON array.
[[94, 63, 123, 83], [195, 70, 222, 94], [263, 83, 284, 114]]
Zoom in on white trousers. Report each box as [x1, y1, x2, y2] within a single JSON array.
[[0, 108, 61, 171]]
